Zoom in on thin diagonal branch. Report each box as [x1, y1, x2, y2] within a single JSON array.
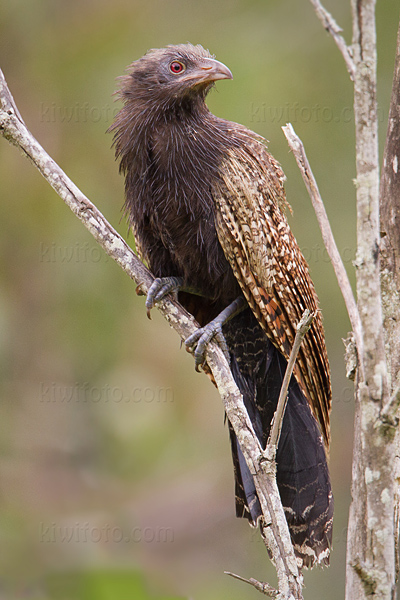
[[0, 68, 303, 599], [267, 309, 314, 453], [309, 0, 356, 81], [282, 123, 363, 375], [225, 572, 278, 598]]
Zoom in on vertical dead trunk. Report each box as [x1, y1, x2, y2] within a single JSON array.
[[380, 18, 400, 380], [379, 15, 400, 589], [345, 1, 395, 599]]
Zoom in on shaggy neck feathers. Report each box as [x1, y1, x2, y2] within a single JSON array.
[[111, 79, 231, 223]]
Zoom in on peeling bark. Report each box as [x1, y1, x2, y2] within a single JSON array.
[[380, 15, 400, 591]]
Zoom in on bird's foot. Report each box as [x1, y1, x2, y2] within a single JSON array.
[[185, 296, 246, 371], [185, 321, 230, 372], [145, 276, 184, 319]]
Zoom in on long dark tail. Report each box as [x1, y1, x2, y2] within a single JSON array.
[[223, 308, 333, 569]]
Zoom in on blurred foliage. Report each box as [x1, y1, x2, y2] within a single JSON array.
[[45, 570, 183, 600], [0, 1, 399, 599]]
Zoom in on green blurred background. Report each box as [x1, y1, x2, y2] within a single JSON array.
[[0, 1, 398, 599]]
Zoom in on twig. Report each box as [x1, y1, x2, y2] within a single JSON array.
[[282, 123, 364, 377], [309, 0, 356, 81], [267, 309, 314, 454], [0, 68, 303, 599], [380, 385, 400, 428], [225, 572, 278, 598]]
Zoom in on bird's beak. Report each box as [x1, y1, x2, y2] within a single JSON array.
[[186, 58, 233, 85]]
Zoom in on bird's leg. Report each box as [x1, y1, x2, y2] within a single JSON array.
[[144, 278, 245, 371], [185, 296, 246, 371]]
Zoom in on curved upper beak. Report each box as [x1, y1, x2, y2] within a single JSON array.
[[186, 57, 233, 85]]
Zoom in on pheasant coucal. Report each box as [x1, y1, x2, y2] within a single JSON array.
[[110, 43, 333, 568]]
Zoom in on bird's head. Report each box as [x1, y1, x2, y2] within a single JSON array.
[[111, 44, 232, 176], [117, 43, 233, 111]]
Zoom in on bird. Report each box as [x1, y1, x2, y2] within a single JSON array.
[[110, 43, 333, 569]]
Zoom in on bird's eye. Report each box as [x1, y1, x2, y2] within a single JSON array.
[[169, 61, 185, 74]]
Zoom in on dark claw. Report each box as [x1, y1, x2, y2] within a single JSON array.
[[135, 284, 146, 296]]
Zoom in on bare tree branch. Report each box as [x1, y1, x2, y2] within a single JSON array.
[[267, 309, 314, 453], [282, 123, 363, 372], [225, 571, 278, 597], [309, 0, 356, 80], [0, 68, 304, 599]]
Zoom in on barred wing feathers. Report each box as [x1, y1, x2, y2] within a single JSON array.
[[212, 133, 331, 444]]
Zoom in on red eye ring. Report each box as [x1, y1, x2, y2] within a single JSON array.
[[170, 61, 185, 74]]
